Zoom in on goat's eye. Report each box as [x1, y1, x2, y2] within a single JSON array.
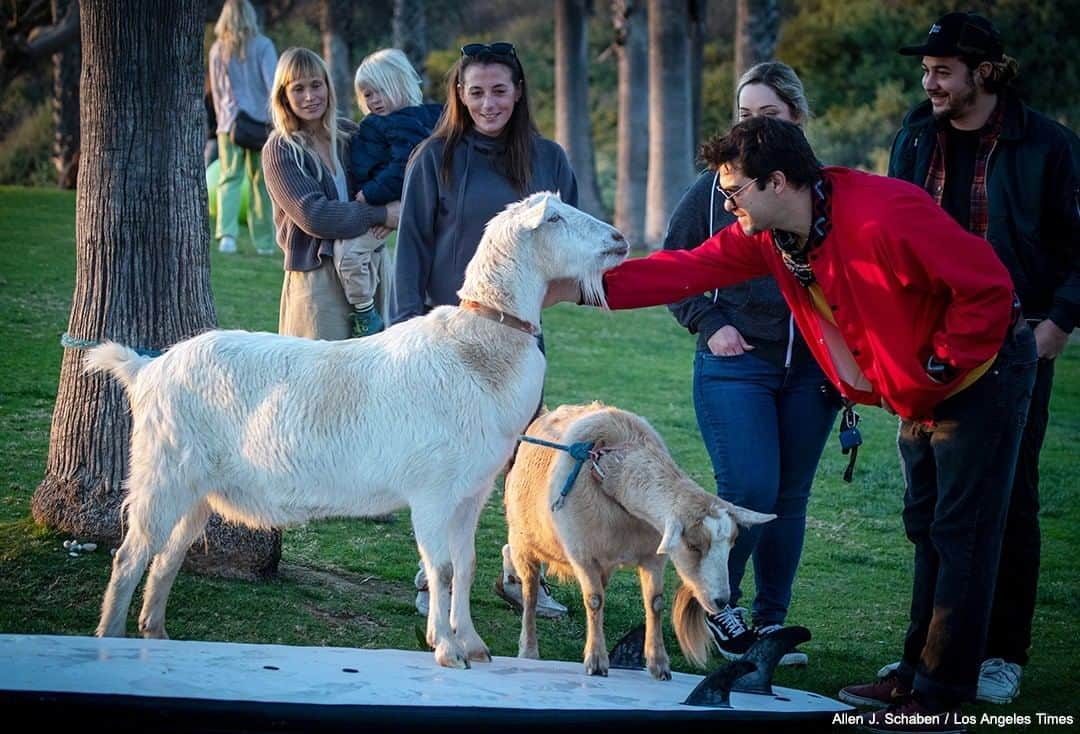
[[547, 214, 562, 223]]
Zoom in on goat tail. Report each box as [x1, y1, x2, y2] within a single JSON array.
[[672, 584, 711, 669], [83, 342, 152, 393]]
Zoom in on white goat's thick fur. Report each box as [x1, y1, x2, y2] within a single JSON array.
[[504, 402, 775, 679], [86, 191, 628, 670]]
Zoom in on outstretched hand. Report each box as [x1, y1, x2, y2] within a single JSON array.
[[542, 278, 582, 308]]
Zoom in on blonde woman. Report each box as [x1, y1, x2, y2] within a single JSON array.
[[262, 47, 398, 340], [209, 0, 277, 254]]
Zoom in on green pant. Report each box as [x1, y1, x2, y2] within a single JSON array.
[[216, 133, 274, 253]]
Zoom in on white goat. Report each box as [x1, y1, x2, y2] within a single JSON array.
[[504, 402, 774, 680], [85, 191, 628, 670]]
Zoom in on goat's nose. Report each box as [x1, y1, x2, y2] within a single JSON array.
[[612, 231, 624, 241]]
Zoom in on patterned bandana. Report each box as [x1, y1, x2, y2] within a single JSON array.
[[773, 176, 832, 287], [924, 100, 1005, 238]]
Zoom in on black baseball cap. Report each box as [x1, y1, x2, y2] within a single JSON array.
[[899, 12, 1004, 62]]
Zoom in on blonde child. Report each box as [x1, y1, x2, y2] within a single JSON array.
[[335, 48, 443, 337]]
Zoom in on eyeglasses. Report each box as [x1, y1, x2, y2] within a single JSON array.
[[461, 42, 517, 58], [717, 177, 759, 206]]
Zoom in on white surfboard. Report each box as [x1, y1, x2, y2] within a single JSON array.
[[0, 634, 851, 732]]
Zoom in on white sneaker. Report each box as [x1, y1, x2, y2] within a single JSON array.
[[755, 623, 809, 666], [877, 660, 901, 679], [977, 657, 1022, 704], [414, 563, 431, 617], [494, 573, 568, 619], [218, 235, 237, 253]]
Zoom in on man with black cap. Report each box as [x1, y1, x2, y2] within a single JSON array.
[[866, 10, 1080, 709]]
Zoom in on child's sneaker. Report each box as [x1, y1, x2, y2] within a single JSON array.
[[352, 305, 384, 338], [705, 604, 757, 660]]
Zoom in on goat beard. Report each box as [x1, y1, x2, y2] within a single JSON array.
[[579, 272, 610, 310], [672, 584, 711, 669]]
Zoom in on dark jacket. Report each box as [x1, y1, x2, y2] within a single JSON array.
[[888, 95, 1080, 332], [662, 169, 813, 369], [348, 102, 444, 206], [391, 130, 578, 323]]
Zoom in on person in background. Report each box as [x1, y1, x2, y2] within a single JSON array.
[[875, 11, 1080, 706], [664, 61, 837, 667], [546, 115, 1036, 734], [336, 48, 443, 338], [262, 47, 397, 341], [394, 41, 577, 620], [208, 0, 277, 255]]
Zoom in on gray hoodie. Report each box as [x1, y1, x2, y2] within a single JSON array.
[[391, 130, 578, 323], [662, 169, 812, 369]]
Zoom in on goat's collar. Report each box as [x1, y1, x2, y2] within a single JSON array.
[[459, 299, 540, 338]]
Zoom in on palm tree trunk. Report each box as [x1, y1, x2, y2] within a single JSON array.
[[554, 0, 606, 218], [612, 0, 648, 247], [644, 0, 694, 248]]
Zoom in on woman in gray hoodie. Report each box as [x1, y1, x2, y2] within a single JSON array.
[[391, 43, 578, 323]]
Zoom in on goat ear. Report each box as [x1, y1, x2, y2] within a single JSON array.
[[715, 499, 775, 528], [520, 194, 553, 231], [656, 517, 683, 555]]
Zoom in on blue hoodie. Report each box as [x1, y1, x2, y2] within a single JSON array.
[[347, 102, 444, 205]]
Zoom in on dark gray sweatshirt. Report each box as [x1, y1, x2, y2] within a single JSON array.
[[662, 169, 812, 369], [391, 130, 578, 323]]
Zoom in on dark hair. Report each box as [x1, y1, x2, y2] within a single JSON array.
[[963, 54, 1020, 95], [700, 116, 821, 190], [429, 49, 538, 194]]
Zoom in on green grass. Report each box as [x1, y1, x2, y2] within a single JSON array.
[[0, 186, 1077, 731]]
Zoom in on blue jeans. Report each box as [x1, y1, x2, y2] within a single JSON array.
[[693, 350, 838, 626], [895, 324, 1037, 708]]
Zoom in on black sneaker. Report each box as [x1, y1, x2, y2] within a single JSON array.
[[705, 604, 757, 660]]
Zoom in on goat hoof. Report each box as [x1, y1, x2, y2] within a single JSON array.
[[585, 654, 609, 677], [434, 641, 470, 669], [650, 667, 672, 681]]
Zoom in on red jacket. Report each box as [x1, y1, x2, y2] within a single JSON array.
[[604, 167, 1014, 420]]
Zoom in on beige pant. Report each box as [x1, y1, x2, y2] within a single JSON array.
[[333, 232, 386, 309], [278, 259, 352, 340]]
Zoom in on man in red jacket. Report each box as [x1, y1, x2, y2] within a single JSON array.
[[553, 116, 1036, 734]]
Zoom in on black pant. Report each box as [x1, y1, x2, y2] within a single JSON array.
[[895, 325, 1037, 709], [984, 356, 1054, 666]]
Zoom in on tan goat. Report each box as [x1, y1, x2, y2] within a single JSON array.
[[504, 402, 775, 680]]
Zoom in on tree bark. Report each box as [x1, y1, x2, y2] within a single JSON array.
[[611, 0, 647, 248], [554, 0, 606, 218], [644, 0, 694, 248], [321, 0, 353, 117], [51, 0, 80, 189], [393, 0, 427, 94], [733, 0, 779, 116], [688, 0, 705, 157], [32, 0, 279, 580]]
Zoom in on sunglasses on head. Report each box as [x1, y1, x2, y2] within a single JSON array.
[[460, 42, 517, 58]]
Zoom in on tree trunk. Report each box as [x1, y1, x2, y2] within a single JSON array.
[[51, 0, 80, 189], [644, 0, 694, 248], [31, 0, 280, 580], [688, 0, 705, 157], [321, 0, 353, 117], [393, 0, 427, 94], [611, 0, 647, 248], [733, 0, 779, 116], [554, 0, 606, 219]]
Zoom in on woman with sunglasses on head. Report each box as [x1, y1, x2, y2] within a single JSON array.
[[662, 62, 838, 666], [262, 47, 400, 341], [393, 42, 577, 621], [391, 42, 578, 324]]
